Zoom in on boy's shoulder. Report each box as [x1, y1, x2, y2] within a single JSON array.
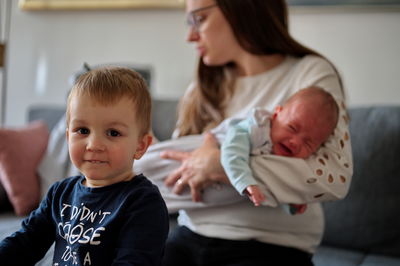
[[128, 174, 167, 203], [127, 174, 162, 195]]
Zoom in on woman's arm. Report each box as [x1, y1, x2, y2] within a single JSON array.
[[252, 102, 352, 205], [249, 56, 353, 205], [161, 132, 229, 202]]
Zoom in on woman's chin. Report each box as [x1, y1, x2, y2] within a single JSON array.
[[202, 56, 225, 67]]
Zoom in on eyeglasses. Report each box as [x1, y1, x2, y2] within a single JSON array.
[[186, 4, 217, 32]]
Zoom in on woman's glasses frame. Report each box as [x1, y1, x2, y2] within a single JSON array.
[[186, 4, 218, 32]]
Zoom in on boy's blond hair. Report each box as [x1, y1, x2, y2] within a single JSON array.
[[66, 66, 151, 136]]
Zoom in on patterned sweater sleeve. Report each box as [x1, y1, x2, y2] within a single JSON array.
[[251, 57, 353, 205]]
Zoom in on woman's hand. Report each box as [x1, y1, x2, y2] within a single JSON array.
[[160, 132, 229, 202]]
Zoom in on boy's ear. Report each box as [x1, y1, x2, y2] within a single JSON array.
[[66, 128, 69, 143], [272, 105, 283, 120], [134, 134, 152, 160]]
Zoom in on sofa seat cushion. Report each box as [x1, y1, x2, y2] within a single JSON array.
[[313, 245, 400, 266], [313, 246, 365, 266], [0, 213, 54, 265], [0, 212, 23, 240], [361, 254, 400, 266]]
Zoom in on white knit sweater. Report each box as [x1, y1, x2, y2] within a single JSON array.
[[178, 55, 353, 253]]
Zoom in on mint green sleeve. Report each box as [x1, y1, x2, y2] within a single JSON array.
[[221, 119, 258, 195]]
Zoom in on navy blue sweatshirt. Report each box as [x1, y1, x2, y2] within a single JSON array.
[[0, 174, 169, 265]]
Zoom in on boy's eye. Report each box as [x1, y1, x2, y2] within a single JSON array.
[[77, 128, 90, 135], [107, 129, 121, 137]]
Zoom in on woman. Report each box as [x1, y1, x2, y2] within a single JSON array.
[[157, 0, 352, 265]]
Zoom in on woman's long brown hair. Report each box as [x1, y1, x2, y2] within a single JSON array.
[[176, 0, 334, 136]]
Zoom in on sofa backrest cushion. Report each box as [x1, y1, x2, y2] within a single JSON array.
[[28, 99, 179, 142], [321, 106, 400, 257], [152, 99, 178, 141]]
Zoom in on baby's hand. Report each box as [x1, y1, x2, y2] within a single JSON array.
[[245, 185, 266, 206], [289, 203, 308, 215]]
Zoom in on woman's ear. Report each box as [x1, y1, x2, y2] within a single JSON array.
[[134, 134, 153, 160]]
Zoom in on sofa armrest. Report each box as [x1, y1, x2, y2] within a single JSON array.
[[321, 106, 400, 258], [28, 99, 179, 142]]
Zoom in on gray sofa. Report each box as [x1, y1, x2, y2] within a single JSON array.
[[1, 101, 399, 266]]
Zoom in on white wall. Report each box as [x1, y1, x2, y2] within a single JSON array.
[[290, 7, 400, 106], [2, 3, 400, 126], [4, 3, 196, 126]]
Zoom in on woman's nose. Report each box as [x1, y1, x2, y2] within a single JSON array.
[[186, 26, 199, 42]]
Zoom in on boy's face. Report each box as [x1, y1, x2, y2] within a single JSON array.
[[270, 100, 332, 159], [66, 95, 151, 187]]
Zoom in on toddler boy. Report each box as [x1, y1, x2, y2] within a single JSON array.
[[0, 67, 169, 265]]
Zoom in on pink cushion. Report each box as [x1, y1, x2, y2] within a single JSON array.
[[0, 121, 49, 216]]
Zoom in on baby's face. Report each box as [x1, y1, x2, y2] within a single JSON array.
[[66, 95, 148, 187], [270, 101, 333, 159]]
